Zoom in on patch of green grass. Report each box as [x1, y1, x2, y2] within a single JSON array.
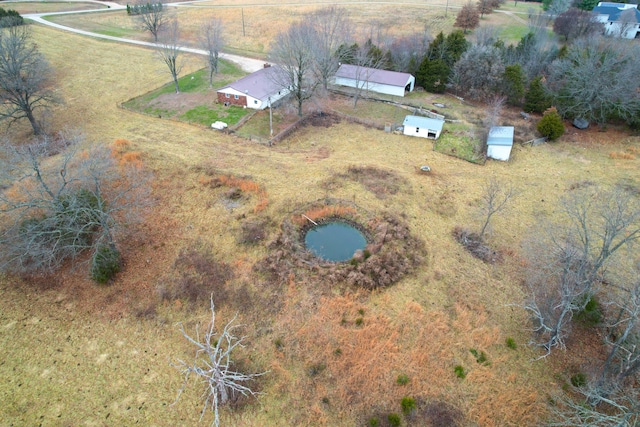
[[499, 24, 532, 43], [236, 109, 283, 139], [505, 337, 517, 350], [181, 105, 249, 126], [454, 365, 466, 379], [95, 28, 139, 38], [434, 124, 485, 164], [396, 374, 410, 385], [143, 107, 174, 117]]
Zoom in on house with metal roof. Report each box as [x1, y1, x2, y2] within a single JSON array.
[[402, 115, 444, 139], [486, 126, 514, 161], [216, 65, 289, 110], [334, 64, 415, 97], [593, 2, 640, 39]]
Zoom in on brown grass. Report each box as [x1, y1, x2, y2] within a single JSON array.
[[292, 204, 357, 227], [609, 151, 636, 160]]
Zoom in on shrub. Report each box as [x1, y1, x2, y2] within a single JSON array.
[[367, 417, 380, 427], [505, 337, 517, 350], [537, 107, 564, 140], [575, 296, 602, 326], [355, 317, 364, 326], [396, 374, 410, 385], [91, 244, 121, 284], [401, 396, 416, 415], [454, 365, 466, 379], [387, 413, 401, 427], [308, 362, 326, 377], [470, 348, 489, 365], [524, 76, 552, 113], [571, 372, 587, 388]]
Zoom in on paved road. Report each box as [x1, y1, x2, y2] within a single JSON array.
[[23, 1, 266, 73]]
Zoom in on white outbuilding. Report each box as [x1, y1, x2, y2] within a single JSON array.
[[334, 64, 415, 97], [402, 115, 445, 139], [486, 126, 515, 161]]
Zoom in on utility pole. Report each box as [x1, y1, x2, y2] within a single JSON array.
[[269, 97, 273, 137], [242, 8, 246, 37]]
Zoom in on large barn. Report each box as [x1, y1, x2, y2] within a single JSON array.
[[333, 64, 415, 97], [216, 65, 289, 110]]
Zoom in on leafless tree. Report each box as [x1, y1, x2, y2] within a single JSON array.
[[549, 385, 640, 426], [553, 8, 603, 41], [474, 26, 500, 46], [0, 25, 58, 136], [157, 19, 183, 94], [477, 0, 494, 17], [174, 297, 268, 427], [135, 0, 169, 42], [547, 37, 640, 126], [306, 6, 351, 92], [547, 0, 572, 16], [387, 28, 431, 73], [450, 44, 505, 101], [199, 18, 224, 88], [0, 132, 150, 277], [523, 186, 640, 356], [478, 176, 514, 239], [348, 44, 386, 109], [455, 2, 481, 33], [270, 21, 318, 116]]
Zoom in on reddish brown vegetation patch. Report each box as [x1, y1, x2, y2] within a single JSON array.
[[323, 165, 408, 200], [258, 200, 424, 290], [452, 226, 502, 264]]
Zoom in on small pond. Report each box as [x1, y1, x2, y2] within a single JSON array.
[[304, 221, 367, 262]]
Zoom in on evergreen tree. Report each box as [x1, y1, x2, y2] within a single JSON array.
[[503, 64, 526, 106], [524, 76, 552, 113], [416, 58, 450, 93], [537, 107, 565, 140]]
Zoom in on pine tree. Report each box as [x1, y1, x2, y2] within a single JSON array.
[[503, 64, 525, 106], [537, 107, 565, 140], [524, 76, 552, 113]]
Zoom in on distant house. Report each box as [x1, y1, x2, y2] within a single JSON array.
[[216, 65, 289, 110], [402, 115, 444, 139], [592, 2, 640, 39], [486, 126, 514, 161], [334, 64, 415, 97]]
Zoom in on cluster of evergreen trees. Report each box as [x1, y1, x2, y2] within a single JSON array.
[[0, 7, 24, 27], [126, 2, 163, 16]]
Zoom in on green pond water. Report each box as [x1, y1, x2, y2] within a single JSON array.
[[304, 221, 367, 262]]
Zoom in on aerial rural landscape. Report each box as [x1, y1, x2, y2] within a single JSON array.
[[0, 0, 639, 425]]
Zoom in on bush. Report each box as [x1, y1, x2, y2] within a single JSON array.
[[575, 296, 602, 326], [91, 244, 121, 284], [454, 365, 466, 379], [367, 417, 380, 427], [571, 372, 587, 388], [0, 8, 24, 27], [505, 337, 517, 350], [396, 374, 410, 385], [470, 348, 489, 365], [401, 396, 416, 415], [537, 107, 565, 140], [387, 413, 401, 427]]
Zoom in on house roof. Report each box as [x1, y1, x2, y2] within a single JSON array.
[[487, 126, 514, 146], [217, 66, 284, 101], [335, 64, 414, 88], [593, 5, 640, 22], [403, 115, 444, 131]]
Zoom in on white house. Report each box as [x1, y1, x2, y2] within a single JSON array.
[[402, 115, 444, 139], [216, 65, 289, 110], [486, 126, 514, 161], [334, 64, 415, 97], [593, 2, 640, 39]]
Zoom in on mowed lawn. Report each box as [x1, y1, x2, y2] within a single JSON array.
[[0, 21, 638, 427]]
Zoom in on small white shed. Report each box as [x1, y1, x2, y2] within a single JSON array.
[[486, 126, 514, 161], [402, 115, 445, 139]]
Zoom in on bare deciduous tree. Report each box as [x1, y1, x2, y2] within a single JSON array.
[[478, 175, 514, 239], [455, 2, 480, 33], [157, 19, 183, 94], [135, 1, 168, 42], [174, 297, 267, 427], [306, 6, 350, 92], [270, 22, 318, 116], [348, 44, 387, 108], [200, 18, 224, 88], [0, 133, 150, 278], [547, 37, 640, 126], [552, 7, 603, 41], [450, 44, 505, 101], [523, 186, 640, 356], [549, 385, 640, 426], [0, 25, 58, 136]]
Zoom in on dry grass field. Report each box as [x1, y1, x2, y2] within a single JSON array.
[[0, 3, 639, 427]]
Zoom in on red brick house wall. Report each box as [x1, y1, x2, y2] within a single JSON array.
[[217, 92, 247, 107]]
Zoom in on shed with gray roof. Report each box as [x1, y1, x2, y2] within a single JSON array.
[[334, 64, 415, 97], [402, 115, 445, 139], [216, 65, 289, 110], [486, 126, 514, 161]]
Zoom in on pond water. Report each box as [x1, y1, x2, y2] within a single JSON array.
[[304, 221, 367, 262]]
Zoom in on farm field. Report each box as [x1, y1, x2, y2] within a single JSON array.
[[1, 3, 639, 427]]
